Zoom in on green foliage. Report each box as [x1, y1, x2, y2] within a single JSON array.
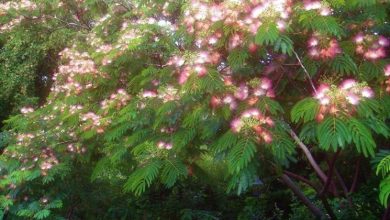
[[255, 22, 279, 46], [317, 116, 351, 151], [298, 11, 344, 37], [330, 54, 358, 75], [0, 0, 389, 218], [291, 98, 319, 123], [274, 35, 294, 56], [124, 159, 162, 196], [347, 118, 376, 157], [379, 176, 390, 207], [227, 137, 257, 174]]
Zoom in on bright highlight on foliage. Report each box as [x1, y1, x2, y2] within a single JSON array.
[[0, 0, 390, 219]]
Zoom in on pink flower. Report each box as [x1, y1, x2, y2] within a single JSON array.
[[346, 93, 360, 105], [320, 7, 331, 16], [194, 65, 207, 77], [165, 143, 173, 150], [142, 90, 157, 98], [361, 87, 374, 98], [385, 65, 390, 76], [157, 141, 166, 149], [251, 5, 265, 18], [308, 37, 319, 47], [354, 33, 364, 44], [315, 84, 330, 99], [260, 78, 272, 90], [276, 20, 286, 31], [340, 79, 356, 90], [319, 96, 330, 105], [230, 118, 242, 133], [234, 84, 249, 100], [378, 36, 389, 47]]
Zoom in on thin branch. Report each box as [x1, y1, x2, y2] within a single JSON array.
[[284, 170, 320, 191], [289, 128, 328, 183], [320, 150, 341, 196], [293, 50, 317, 94], [349, 157, 361, 193], [280, 174, 325, 219], [334, 168, 353, 208]]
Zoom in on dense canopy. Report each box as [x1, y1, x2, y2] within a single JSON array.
[[0, 0, 390, 219]]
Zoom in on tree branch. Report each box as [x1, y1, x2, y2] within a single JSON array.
[[334, 168, 353, 208], [280, 174, 325, 219], [289, 128, 328, 183], [293, 50, 317, 94], [349, 157, 361, 193], [320, 150, 341, 196]]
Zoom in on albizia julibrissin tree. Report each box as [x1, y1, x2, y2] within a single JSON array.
[[1, 0, 390, 219]]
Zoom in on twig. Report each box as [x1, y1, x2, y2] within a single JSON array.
[[293, 50, 317, 94], [289, 128, 328, 183]]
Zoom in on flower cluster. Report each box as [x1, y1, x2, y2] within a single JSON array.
[[211, 77, 275, 110], [67, 144, 87, 154], [354, 33, 389, 60], [168, 51, 221, 84], [20, 107, 34, 115], [0, 0, 37, 12], [303, 0, 332, 16], [230, 108, 274, 143], [51, 47, 103, 97], [183, 0, 292, 48], [101, 89, 131, 113], [39, 147, 59, 176], [307, 34, 341, 59], [80, 112, 110, 134], [156, 141, 173, 150], [384, 65, 390, 92], [0, 16, 23, 33], [314, 79, 374, 121]]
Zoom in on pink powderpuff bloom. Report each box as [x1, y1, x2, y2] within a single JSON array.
[[340, 79, 356, 90], [194, 65, 207, 77], [157, 141, 166, 149], [210, 96, 221, 108], [346, 93, 360, 105], [308, 37, 319, 47], [385, 65, 390, 76], [234, 84, 249, 101], [260, 78, 272, 90], [319, 96, 330, 105], [354, 33, 364, 44], [361, 87, 374, 98], [308, 48, 320, 58], [303, 0, 322, 10], [230, 118, 243, 133], [142, 90, 157, 98], [378, 36, 389, 47], [165, 143, 173, 150], [266, 89, 275, 98], [320, 7, 331, 16]]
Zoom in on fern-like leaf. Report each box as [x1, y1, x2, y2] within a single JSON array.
[[317, 116, 351, 151], [161, 158, 188, 188], [330, 54, 358, 75], [255, 22, 279, 46], [274, 35, 294, 56], [291, 98, 319, 123], [123, 159, 162, 196], [227, 137, 257, 174], [377, 154, 390, 176], [347, 118, 376, 157], [379, 176, 390, 207]]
